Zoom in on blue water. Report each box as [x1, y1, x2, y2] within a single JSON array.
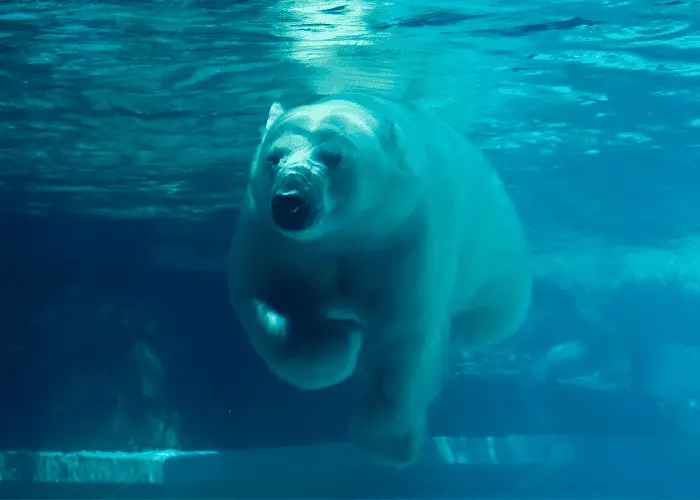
[[1, 0, 699, 498]]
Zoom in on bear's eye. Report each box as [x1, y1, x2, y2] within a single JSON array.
[[318, 151, 342, 169], [267, 150, 284, 166]]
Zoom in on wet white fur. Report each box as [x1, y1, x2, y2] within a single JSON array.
[[228, 95, 531, 466]]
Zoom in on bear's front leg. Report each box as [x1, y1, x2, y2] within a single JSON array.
[[232, 273, 363, 391], [351, 316, 447, 467]]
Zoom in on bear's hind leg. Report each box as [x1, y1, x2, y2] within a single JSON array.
[[352, 318, 448, 467], [451, 296, 528, 350]]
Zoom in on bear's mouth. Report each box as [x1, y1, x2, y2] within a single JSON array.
[[271, 168, 325, 233], [270, 189, 318, 231]]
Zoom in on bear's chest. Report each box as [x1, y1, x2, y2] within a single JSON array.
[[271, 246, 346, 301]]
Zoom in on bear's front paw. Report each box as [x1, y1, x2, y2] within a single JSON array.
[[253, 300, 288, 341], [351, 400, 426, 468]]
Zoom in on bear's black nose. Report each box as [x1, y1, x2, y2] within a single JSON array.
[[271, 191, 313, 231]]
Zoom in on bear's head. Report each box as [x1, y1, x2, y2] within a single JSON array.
[[247, 97, 422, 244]]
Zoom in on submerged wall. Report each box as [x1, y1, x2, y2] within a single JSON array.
[[2, 211, 697, 454]]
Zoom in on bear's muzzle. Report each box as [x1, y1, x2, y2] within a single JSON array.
[[271, 167, 324, 232]]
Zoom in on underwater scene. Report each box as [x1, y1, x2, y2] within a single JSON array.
[[1, 0, 699, 498]]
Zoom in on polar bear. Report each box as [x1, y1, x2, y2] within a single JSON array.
[[228, 94, 531, 466]]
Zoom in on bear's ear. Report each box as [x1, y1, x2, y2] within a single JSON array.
[[378, 119, 397, 143], [377, 119, 401, 154], [376, 119, 416, 176], [264, 102, 285, 134]]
